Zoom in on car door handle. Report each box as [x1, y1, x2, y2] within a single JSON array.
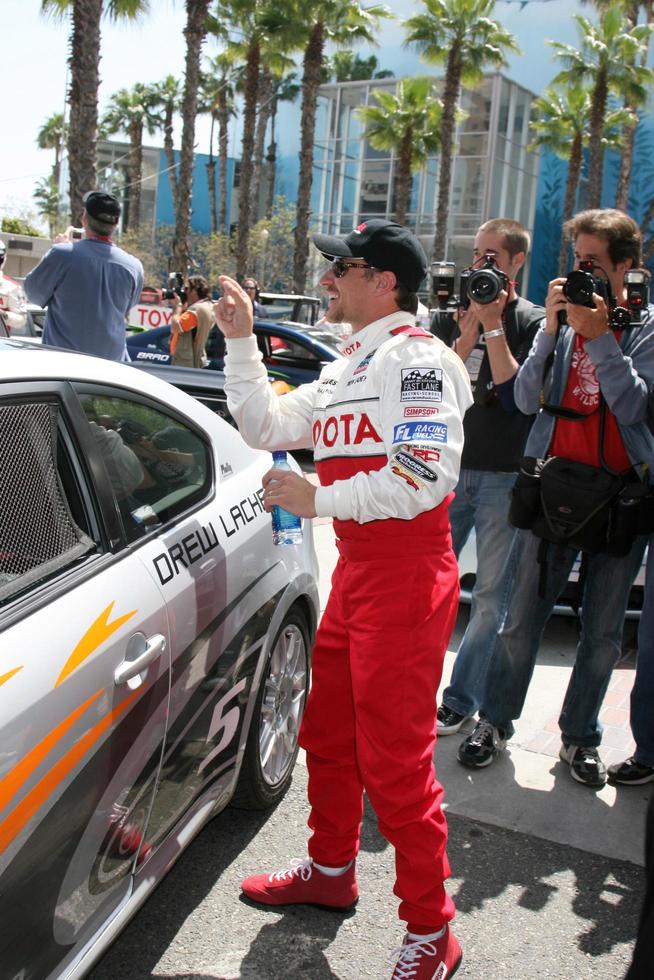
[[114, 634, 166, 686]]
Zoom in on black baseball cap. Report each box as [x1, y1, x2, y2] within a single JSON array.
[[312, 219, 428, 292], [83, 190, 121, 223]]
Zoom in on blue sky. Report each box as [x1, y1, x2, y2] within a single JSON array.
[[3, 0, 586, 225]]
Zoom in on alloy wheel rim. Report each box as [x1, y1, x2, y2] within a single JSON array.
[[259, 623, 307, 787]]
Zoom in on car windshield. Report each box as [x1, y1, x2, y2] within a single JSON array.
[[298, 327, 343, 356]]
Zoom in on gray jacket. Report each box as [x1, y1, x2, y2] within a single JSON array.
[[514, 314, 654, 473]]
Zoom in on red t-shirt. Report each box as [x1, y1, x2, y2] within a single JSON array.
[[549, 334, 631, 472]]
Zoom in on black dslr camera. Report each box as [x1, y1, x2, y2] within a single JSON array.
[[162, 271, 187, 304], [562, 260, 612, 309], [560, 260, 648, 330], [459, 255, 509, 310]]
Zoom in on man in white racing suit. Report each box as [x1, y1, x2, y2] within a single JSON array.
[[0, 241, 27, 333], [214, 219, 472, 980]]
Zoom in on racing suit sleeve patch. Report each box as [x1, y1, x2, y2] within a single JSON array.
[[392, 420, 448, 444], [400, 367, 443, 402], [392, 448, 438, 482]]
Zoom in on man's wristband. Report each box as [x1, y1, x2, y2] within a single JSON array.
[[484, 327, 505, 339]]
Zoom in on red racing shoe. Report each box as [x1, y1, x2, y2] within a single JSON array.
[[390, 927, 462, 979], [241, 857, 358, 911]]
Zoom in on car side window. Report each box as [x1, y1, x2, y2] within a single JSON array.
[[79, 393, 211, 544], [265, 334, 319, 364], [0, 398, 96, 606]]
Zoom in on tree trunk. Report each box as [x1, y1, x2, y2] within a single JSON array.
[[251, 70, 274, 225], [236, 42, 261, 278], [67, 0, 103, 223], [173, 0, 210, 274], [207, 114, 217, 234], [265, 101, 278, 219], [127, 121, 143, 232], [294, 23, 325, 293], [163, 102, 178, 206], [53, 145, 61, 196], [218, 89, 229, 233], [640, 193, 654, 259], [394, 131, 413, 226], [587, 65, 609, 209], [615, 0, 652, 211], [559, 132, 583, 274], [615, 121, 637, 212], [432, 48, 462, 262]]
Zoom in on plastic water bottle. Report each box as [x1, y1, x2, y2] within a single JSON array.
[[270, 450, 303, 546]]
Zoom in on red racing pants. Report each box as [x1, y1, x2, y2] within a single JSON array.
[[298, 534, 460, 927]]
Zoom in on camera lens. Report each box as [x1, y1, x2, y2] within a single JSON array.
[[563, 270, 596, 306], [467, 268, 502, 305]]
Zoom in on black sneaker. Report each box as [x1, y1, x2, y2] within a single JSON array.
[[608, 755, 654, 786], [559, 743, 607, 787], [437, 705, 469, 735], [457, 719, 506, 768]]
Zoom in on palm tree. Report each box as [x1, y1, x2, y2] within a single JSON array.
[[199, 70, 224, 234], [251, 51, 296, 225], [152, 75, 182, 209], [36, 112, 68, 193], [530, 85, 634, 273], [615, 1, 652, 210], [549, 8, 653, 209], [327, 50, 394, 82], [356, 77, 442, 225], [266, 0, 391, 293], [172, 0, 213, 273], [265, 72, 301, 219], [216, 0, 280, 278], [102, 83, 159, 231], [33, 176, 61, 238], [202, 49, 239, 234], [40, 0, 149, 224], [404, 0, 519, 262]]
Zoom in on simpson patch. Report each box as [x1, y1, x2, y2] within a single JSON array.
[[404, 406, 440, 417], [393, 421, 448, 444], [400, 367, 443, 402]]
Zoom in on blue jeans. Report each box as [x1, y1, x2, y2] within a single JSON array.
[[442, 469, 518, 717], [482, 529, 647, 746], [632, 540, 654, 766]]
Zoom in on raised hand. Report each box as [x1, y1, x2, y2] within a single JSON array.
[[214, 276, 254, 338]]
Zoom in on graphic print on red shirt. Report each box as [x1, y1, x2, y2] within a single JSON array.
[[549, 334, 631, 472]]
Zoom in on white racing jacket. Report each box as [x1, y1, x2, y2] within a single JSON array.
[[224, 310, 472, 544]]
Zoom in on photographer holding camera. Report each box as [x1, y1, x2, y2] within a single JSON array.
[[458, 208, 654, 787], [168, 274, 214, 368], [431, 218, 545, 737], [24, 191, 143, 362]]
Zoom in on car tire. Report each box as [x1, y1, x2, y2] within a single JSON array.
[[232, 607, 310, 810]]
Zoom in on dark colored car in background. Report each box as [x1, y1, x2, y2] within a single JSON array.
[[126, 319, 342, 389]]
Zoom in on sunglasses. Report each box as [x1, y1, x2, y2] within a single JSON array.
[[330, 258, 375, 279]]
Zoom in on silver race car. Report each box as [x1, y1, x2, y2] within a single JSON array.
[[0, 341, 319, 980]]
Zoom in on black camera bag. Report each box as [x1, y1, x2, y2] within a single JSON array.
[[535, 456, 625, 554], [509, 398, 648, 558]]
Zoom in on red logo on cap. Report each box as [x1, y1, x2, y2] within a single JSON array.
[[355, 223, 367, 233]]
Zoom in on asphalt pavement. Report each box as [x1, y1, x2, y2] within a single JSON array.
[[89, 515, 651, 979]]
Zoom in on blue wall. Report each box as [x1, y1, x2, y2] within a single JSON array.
[[529, 115, 654, 305], [155, 149, 237, 234]]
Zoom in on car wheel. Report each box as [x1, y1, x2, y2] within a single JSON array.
[[232, 607, 310, 810]]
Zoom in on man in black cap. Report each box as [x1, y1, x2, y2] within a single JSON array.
[[215, 219, 472, 980], [25, 190, 143, 361]]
